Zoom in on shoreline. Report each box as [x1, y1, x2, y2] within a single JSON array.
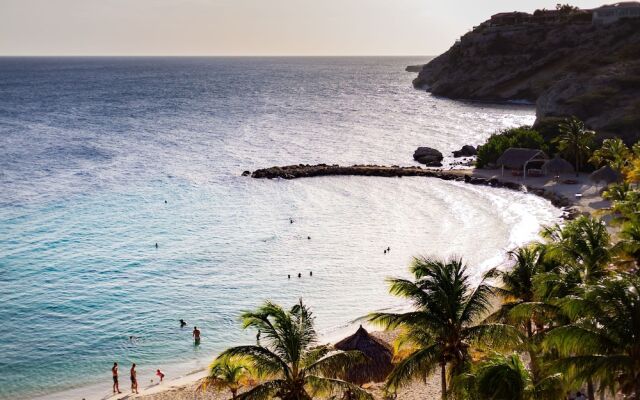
[[39, 166, 603, 400]]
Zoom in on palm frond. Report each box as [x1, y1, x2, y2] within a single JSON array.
[[385, 344, 442, 391], [306, 375, 373, 400]]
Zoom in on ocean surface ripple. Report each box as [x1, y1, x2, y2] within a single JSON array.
[[0, 57, 559, 399]]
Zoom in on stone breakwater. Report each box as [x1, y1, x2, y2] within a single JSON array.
[[246, 164, 581, 220]]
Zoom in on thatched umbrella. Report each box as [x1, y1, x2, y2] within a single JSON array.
[[542, 154, 574, 177], [334, 325, 393, 385], [590, 165, 621, 186]]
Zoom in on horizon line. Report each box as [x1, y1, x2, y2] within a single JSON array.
[[0, 54, 434, 58]]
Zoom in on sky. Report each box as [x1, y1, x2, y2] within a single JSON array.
[[0, 0, 608, 56]]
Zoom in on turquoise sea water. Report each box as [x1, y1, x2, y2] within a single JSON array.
[[0, 57, 560, 399]]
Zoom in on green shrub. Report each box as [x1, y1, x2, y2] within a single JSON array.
[[477, 126, 546, 168]]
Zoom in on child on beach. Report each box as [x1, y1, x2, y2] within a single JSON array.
[[156, 369, 165, 382]]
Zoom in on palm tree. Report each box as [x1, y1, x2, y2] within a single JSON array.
[[218, 300, 372, 400], [544, 273, 640, 399], [200, 356, 253, 399], [589, 138, 629, 171], [614, 218, 640, 267], [368, 257, 520, 399], [554, 117, 596, 176], [542, 216, 611, 285], [459, 352, 564, 400], [484, 246, 561, 384]]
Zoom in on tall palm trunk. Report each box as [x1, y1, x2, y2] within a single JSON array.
[[575, 151, 580, 177], [440, 361, 447, 400], [526, 320, 540, 384], [587, 378, 595, 400]]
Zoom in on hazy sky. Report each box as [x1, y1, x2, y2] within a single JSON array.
[[0, 0, 607, 56]]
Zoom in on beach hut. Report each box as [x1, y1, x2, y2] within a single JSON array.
[[590, 165, 621, 187], [334, 325, 393, 385], [542, 154, 574, 180], [496, 148, 548, 179]]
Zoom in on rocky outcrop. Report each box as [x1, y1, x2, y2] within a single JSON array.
[[412, 17, 640, 143], [413, 147, 443, 166], [452, 145, 478, 158]]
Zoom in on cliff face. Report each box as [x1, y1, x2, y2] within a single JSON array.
[[414, 18, 640, 142]]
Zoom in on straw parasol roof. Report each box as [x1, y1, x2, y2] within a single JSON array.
[[542, 154, 574, 175], [590, 165, 621, 184], [334, 325, 394, 385], [496, 148, 548, 169]]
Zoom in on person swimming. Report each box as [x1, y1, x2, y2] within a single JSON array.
[[298, 273, 301, 278], [309, 271, 312, 276], [290, 218, 294, 224], [179, 319, 186, 328], [155, 243, 158, 248], [288, 274, 291, 279], [307, 236, 311, 240]]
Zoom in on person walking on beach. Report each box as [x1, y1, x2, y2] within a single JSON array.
[[112, 362, 121, 394], [130, 363, 139, 394], [193, 326, 201, 345]]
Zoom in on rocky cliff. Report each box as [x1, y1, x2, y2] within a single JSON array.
[[413, 17, 640, 142]]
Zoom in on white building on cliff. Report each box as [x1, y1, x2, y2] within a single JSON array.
[[593, 2, 640, 24]]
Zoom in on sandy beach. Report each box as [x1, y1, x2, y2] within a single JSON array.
[[113, 331, 441, 400], [91, 169, 609, 400]]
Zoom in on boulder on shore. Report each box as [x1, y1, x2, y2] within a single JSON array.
[[413, 147, 443, 166], [452, 145, 478, 158]]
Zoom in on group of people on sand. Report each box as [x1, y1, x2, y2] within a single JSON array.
[[110, 320, 200, 395], [111, 362, 165, 395]]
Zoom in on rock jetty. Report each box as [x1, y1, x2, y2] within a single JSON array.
[[248, 164, 579, 219]]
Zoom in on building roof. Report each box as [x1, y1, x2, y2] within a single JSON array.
[[496, 148, 548, 169], [334, 326, 393, 385], [542, 155, 574, 174]]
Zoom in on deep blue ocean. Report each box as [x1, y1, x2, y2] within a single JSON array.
[[0, 57, 560, 399]]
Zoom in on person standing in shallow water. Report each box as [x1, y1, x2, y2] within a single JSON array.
[[130, 363, 138, 394], [112, 362, 121, 394], [193, 326, 201, 345]]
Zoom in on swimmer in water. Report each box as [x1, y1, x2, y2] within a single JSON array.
[[155, 243, 158, 248], [180, 319, 186, 328], [193, 326, 201, 345], [298, 273, 301, 278]]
